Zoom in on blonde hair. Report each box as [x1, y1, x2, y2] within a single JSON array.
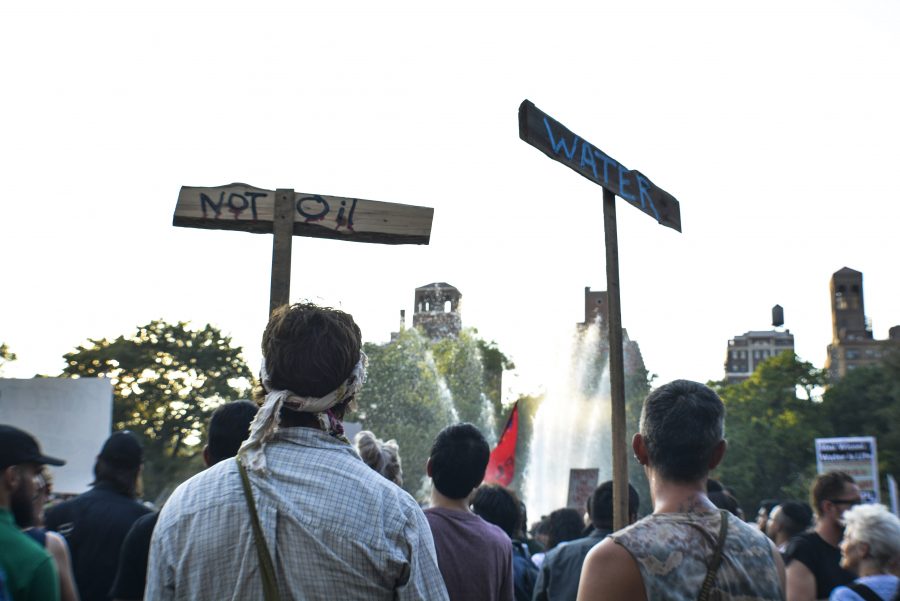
[[354, 431, 402, 487], [842, 503, 900, 570]]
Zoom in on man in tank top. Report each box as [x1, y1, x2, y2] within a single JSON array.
[[577, 380, 786, 601]]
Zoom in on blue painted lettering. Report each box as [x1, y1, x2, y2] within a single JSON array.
[[543, 117, 578, 160], [594, 151, 617, 185], [636, 174, 661, 221], [580, 142, 598, 180], [617, 165, 636, 202]]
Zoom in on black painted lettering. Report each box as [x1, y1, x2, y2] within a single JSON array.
[[200, 192, 225, 218], [297, 195, 329, 221]]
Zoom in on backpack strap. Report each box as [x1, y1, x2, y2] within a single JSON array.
[[847, 582, 885, 601], [237, 459, 281, 601], [697, 510, 730, 601]]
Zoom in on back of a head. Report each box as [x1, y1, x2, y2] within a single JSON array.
[[471, 484, 520, 538], [546, 507, 584, 550], [94, 430, 143, 497], [708, 491, 741, 517], [640, 379, 725, 482], [777, 501, 814, 537], [262, 303, 362, 398], [590, 480, 640, 530], [811, 471, 855, 518], [207, 400, 259, 465], [354, 430, 403, 486], [429, 423, 489, 500]]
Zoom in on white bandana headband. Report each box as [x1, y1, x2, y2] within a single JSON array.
[[238, 352, 367, 473]]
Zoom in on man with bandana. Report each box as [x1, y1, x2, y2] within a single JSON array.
[[145, 303, 449, 601]]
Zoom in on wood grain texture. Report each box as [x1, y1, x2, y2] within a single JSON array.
[[173, 183, 433, 245]]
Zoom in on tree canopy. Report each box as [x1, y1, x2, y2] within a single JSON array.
[[0, 342, 16, 375], [60, 320, 252, 501], [712, 351, 826, 514], [820, 347, 900, 490], [355, 327, 508, 499]]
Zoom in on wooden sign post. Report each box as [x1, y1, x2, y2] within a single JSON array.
[[519, 100, 682, 530], [173, 183, 434, 313]]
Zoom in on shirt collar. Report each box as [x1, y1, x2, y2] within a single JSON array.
[[274, 426, 355, 453]]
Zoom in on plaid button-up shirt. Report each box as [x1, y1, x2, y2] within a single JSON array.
[[146, 427, 449, 601]]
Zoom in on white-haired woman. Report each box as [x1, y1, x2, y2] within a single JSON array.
[[353, 430, 403, 487], [830, 503, 900, 601]]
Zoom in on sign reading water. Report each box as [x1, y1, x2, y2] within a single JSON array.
[[518, 100, 682, 232], [518, 99, 682, 530]]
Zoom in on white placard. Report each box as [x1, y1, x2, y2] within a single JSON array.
[[815, 436, 880, 503], [0, 378, 112, 494]]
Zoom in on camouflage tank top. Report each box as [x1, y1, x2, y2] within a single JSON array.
[[610, 510, 783, 601]]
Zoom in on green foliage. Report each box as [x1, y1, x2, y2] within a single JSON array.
[[476, 337, 515, 429], [356, 329, 458, 498], [0, 342, 16, 374], [432, 330, 497, 438], [60, 320, 252, 502], [820, 348, 900, 494], [625, 364, 653, 516], [356, 327, 510, 499], [712, 351, 826, 515]]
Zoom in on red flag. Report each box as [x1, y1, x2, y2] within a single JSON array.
[[483, 401, 519, 487]]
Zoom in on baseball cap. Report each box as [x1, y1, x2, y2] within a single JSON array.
[[98, 431, 143, 469], [0, 424, 66, 469]]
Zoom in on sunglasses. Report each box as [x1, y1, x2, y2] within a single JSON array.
[[827, 498, 861, 507]]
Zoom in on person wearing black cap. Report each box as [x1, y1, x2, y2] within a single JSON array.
[[1, 423, 66, 601], [45, 431, 151, 601]]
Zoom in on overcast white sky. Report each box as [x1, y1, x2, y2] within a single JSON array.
[[2, 0, 898, 401]]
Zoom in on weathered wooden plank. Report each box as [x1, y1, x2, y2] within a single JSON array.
[[270, 189, 294, 313], [173, 183, 433, 245], [519, 100, 682, 232]]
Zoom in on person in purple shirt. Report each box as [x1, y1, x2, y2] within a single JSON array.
[[424, 423, 513, 601]]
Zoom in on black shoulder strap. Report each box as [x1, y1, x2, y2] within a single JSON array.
[[847, 582, 884, 601], [697, 510, 730, 601], [237, 459, 281, 601]]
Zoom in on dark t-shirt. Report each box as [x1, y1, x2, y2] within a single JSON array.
[[425, 507, 513, 601], [109, 512, 159, 600], [534, 529, 610, 601], [45, 482, 152, 601], [785, 531, 855, 599]]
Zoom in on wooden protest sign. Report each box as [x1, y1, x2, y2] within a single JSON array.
[[518, 99, 682, 530], [519, 100, 681, 232], [173, 183, 433, 245], [173, 183, 434, 312]]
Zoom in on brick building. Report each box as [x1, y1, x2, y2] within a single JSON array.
[[825, 267, 900, 381]]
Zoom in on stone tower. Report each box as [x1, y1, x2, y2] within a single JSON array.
[[825, 267, 899, 381], [412, 282, 462, 340], [830, 267, 870, 344]]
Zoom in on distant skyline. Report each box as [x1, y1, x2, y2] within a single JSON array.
[[2, 0, 898, 402]]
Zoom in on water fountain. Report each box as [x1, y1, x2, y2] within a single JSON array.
[[522, 315, 613, 520]]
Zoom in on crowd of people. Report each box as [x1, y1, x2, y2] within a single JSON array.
[[2, 302, 899, 601]]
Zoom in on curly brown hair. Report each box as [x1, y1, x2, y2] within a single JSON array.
[[260, 303, 362, 399]]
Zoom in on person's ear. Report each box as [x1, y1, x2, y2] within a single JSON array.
[[202, 445, 211, 468], [708, 440, 727, 470], [2, 465, 22, 490], [425, 457, 433, 478], [632, 433, 649, 465]]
